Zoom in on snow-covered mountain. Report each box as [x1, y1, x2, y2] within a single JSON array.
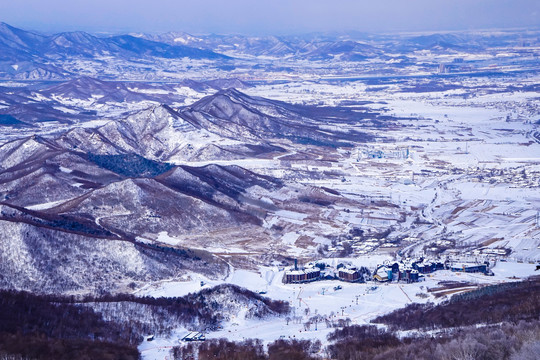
[[0, 22, 228, 80], [0, 132, 277, 294], [0, 22, 46, 61], [1, 20, 539, 360], [0, 22, 227, 61], [0, 86, 386, 295], [180, 88, 375, 145]]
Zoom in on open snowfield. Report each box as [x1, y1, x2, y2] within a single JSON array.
[[138, 259, 538, 359]]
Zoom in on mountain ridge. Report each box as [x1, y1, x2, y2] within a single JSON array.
[[0, 22, 228, 64]]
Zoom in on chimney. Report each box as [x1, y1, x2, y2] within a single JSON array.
[[294, 259, 298, 270]]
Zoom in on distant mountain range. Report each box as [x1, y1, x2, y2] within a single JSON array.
[[0, 22, 229, 79], [0, 77, 378, 143], [140, 29, 521, 59], [1, 22, 535, 81], [141, 32, 384, 60], [0, 22, 227, 62], [2, 22, 520, 67]]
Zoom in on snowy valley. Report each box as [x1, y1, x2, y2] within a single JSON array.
[[0, 21, 539, 360]]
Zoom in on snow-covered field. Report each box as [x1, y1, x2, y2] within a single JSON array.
[[138, 259, 538, 359]]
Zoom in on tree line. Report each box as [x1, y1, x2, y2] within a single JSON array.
[[0, 284, 290, 359], [372, 276, 540, 330]]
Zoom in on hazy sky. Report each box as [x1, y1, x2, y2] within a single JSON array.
[[1, 0, 538, 35]]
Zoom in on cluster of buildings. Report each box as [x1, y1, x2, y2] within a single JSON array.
[[283, 260, 368, 284], [358, 147, 410, 161], [284, 259, 322, 284], [284, 267, 321, 284], [284, 257, 491, 285], [338, 266, 365, 282], [374, 258, 490, 283], [373, 259, 441, 283], [438, 60, 477, 74]]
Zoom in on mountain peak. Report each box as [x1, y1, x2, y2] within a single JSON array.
[[186, 88, 259, 114], [69, 75, 106, 86], [206, 78, 251, 91], [51, 31, 97, 43], [218, 87, 245, 98], [0, 22, 227, 63], [0, 22, 20, 34], [0, 22, 45, 49], [123, 103, 197, 134]]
